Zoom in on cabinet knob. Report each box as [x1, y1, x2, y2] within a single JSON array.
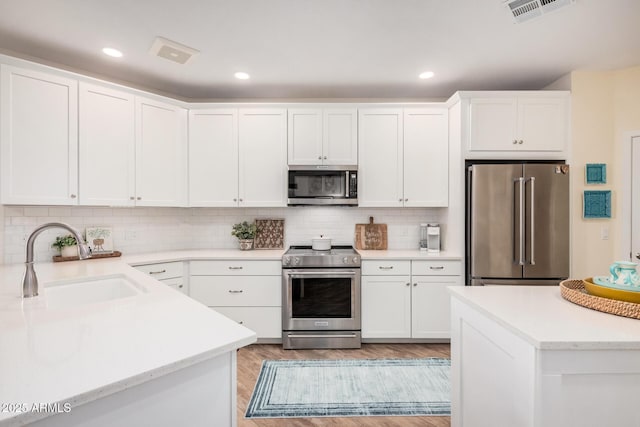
[[318, 156, 322, 160], [398, 198, 403, 202], [137, 197, 142, 200], [513, 140, 518, 145], [413, 283, 417, 287], [323, 156, 327, 160], [178, 284, 183, 288], [406, 283, 410, 286], [519, 140, 524, 145], [239, 321, 244, 325], [70, 194, 77, 199], [404, 198, 408, 202], [239, 198, 243, 202], [233, 198, 237, 202], [130, 196, 135, 200]]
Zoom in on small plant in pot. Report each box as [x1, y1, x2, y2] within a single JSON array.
[[231, 221, 257, 251], [52, 234, 79, 258]]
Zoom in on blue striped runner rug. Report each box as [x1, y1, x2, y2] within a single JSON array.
[[245, 358, 450, 418]]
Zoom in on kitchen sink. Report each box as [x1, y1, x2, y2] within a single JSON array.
[[43, 275, 146, 309]]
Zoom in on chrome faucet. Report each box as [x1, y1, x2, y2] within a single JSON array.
[[23, 222, 91, 298]]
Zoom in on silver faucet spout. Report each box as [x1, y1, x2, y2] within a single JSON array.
[[23, 222, 91, 298]]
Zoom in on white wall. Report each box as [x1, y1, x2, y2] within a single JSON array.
[[3, 206, 447, 264]]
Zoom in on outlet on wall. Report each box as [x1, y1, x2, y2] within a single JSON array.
[[601, 226, 609, 240]]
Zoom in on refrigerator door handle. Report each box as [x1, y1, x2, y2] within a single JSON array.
[[517, 177, 525, 266], [528, 177, 536, 265]]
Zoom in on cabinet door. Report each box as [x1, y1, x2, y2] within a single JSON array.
[[1, 65, 78, 205], [324, 108, 358, 165], [238, 109, 287, 207], [412, 276, 462, 339], [468, 98, 518, 151], [79, 82, 135, 206], [135, 97, 187, 206], [288, 109, 322, 165], [403, 108, 449, 207], [188, 109, 239, 207], [517, 98, 566, 152], [358, 109, 403, 207], [361, 275, 411, 338]]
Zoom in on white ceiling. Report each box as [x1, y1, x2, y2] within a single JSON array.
[[1, 0, 639, 100]]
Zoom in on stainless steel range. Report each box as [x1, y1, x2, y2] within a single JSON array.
[[282, 245, 361, 349]]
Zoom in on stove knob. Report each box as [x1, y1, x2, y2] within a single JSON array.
[[343, 257, 349, 264], [293, 257, 301, 265], [283, 256, 291, 266], [352, 256, 359, 264]]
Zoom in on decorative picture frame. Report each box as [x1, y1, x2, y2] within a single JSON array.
[[585, 163, 606, 184], [85, 227, 114, 254], [583, 190, 611, 219], [254, 219, 285, 249]]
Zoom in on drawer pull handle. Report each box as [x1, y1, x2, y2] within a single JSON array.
[[429, 266, 445, 270], [228, 266, 243, 270], [379, 266, 394, 270], [228, 290, 244, 293], [149, 269, 167, 275]]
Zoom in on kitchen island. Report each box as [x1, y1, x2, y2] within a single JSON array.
[[449, 285, 640, 427], [0, 257, 256, 427]]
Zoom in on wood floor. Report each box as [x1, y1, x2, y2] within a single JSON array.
[[236, 343, 451, 427]]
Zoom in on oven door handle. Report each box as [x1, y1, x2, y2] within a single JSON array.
[[285, 271, 359, 278]]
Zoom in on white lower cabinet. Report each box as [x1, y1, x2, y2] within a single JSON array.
[[134, 261, 187, 294], [189, 260, 282, 339], [361, 259, 462, 339]]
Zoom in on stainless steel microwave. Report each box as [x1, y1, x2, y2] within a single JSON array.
[[287, 165, 358, 206]]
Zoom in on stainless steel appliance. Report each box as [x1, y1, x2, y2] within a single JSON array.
[[466, 162, 570, 286], [288, 165, 358, 206], [282, 245, 361, 349]]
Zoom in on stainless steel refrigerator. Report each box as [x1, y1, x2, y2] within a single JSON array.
[[466, 162, 570, 286]]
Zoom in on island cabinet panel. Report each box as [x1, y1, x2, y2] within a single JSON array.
[[450, 292, 640, 427], [189, 259, 282, 340], [1, 65, 79, 205], [31, 352, 236, 427]]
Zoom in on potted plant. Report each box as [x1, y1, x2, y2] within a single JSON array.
[[231, 221, 257, 251], [52, 234, 79, 258]]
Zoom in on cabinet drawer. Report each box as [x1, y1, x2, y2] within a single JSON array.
[[213, 307, 281, 339], [412, 260, 462, 276], [190, 260, 281, 276], [362, 260, 411, 276], [135, 261, 183, 280], [160, 277, 188, 295], [190, 276, 281, 306]]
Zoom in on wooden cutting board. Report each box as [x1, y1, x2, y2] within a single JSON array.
[[355, 217, 388, 250]]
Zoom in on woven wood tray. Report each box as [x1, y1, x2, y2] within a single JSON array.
[[560, 279, 640, 320], [53, 251, 122, 263]]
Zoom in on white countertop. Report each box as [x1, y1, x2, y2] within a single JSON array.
[[357, 249, 461, 260], [124, 248, 286, 265], [449, 285, 640, 350], [0, 256, 257, 426]]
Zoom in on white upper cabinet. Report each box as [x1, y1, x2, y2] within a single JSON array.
[[358, 109, 404, 207], [403, 107, 449, 207], [288, 108, 357, 165], [463, 92, 569, 158], [1, 65, 79, 205], [79, 82, 135, 206], [359, 107, 449, 208], [188, 109, 239, 207], [238, 109, 287, 207], [135, 97, 188, 207]]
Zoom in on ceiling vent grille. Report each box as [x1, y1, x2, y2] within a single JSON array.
[[149, 37, 199, 65], [504, 0, 575, 23]]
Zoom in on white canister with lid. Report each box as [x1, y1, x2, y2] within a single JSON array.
[[312, 235, 332, 251]]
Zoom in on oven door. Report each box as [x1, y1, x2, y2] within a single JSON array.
[[282, 269, 361, 331]]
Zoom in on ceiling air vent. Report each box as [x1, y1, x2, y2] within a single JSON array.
[[149, 37, 199, 65], [504, 0, 575, 23]]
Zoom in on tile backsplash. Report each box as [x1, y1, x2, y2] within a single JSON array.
[[2, 206, 446, 264]]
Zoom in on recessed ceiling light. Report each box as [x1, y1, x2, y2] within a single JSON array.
[[234, 72, 250, 80], [102, 47, 123, 58], [419, 71, 435, 79]]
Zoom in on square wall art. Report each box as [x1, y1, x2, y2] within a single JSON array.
[[585, 163, 606, 184], [583, 190, 611, 219]]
